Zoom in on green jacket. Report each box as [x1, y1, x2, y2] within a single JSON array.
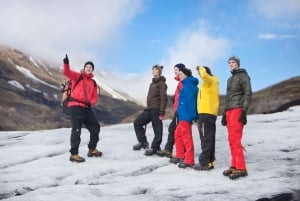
[[225, 68, 252, 112]]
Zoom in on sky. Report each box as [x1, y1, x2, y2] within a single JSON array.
[[0, 106, 300, 201], [0, 0, 300, 98]]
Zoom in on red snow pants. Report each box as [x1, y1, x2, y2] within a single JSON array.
[[226, 108, 246, 170], [174, 121, 195, 165]]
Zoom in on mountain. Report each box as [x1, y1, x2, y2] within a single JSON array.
[[218, 76, 300, 115], [0, 44, 144, 131], [1, 44, 299, 131], [0, 106, 300, 201]]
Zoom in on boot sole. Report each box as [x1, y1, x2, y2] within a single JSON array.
[[70, 158, 85, 163], [87, 153, 102, 157], [229, 172, 248, 179]]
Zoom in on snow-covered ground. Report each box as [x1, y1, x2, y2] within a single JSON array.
[[1, 107, 300, 201]]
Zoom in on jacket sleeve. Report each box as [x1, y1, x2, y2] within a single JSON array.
[[241, 73, 252, 111], [63, 64, 80, 80], [159, 82, 168, 115], [90, 83, 99, 106]]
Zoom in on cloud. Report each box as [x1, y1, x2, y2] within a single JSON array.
[[98, 20, 230, 105], [160, 20, 230, 94], [0, 0, 143, 65], [258, 33, 297, 40], [253, 0, 300, 19]]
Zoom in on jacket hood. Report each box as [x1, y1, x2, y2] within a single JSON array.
[[231, 68, 248, 75], [153, 76, 166, 83], [182, 76, 199, 86]]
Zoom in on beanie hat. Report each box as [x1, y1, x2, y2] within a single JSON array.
[[152, 64, 164, 75], [228, 56, 240, 67], [84, 61, 94, 70], [180, 67, 192, 77], [174, 63, 185, 71]]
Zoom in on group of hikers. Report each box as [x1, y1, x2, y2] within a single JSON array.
[[62, 54, 252, 180]]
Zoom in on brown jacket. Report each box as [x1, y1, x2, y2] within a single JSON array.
[[146, 76, 168, 115]]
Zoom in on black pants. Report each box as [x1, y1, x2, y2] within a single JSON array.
[[70, 106, 100, 155], [197, 114, 217, 165], [133, 108, 163, 150], [164, 112, 178, 152]]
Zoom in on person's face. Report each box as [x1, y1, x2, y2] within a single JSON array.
[[228, 60, 239, 71], [178, 71, 187, 81], [174, 67, 180, 76], [152, 67, 160, 78], [84, 64, 93, 74]]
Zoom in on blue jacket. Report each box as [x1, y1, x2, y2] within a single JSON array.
[[177, 76, 199, 122]]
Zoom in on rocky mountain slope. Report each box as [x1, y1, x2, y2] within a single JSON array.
[[0, 45, 143, 131], [1, 44, 299, 131], [218, 76, 300, 115]]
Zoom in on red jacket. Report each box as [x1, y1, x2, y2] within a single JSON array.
[[63, 64, 98, 108], [173, 76, 183, 112]]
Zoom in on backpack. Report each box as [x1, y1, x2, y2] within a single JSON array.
[[61, 74, 83, 107], [61, 74, 99, 107]]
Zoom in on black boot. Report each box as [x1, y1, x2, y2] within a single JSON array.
[[170, 157, 184, 164], [193, 163, 213, 171], [144, 148, 159, 156], [133, 142, 149, 150], [178, 162, 193, 169], [223, 167, 236, 176], [229, 169, 248, 179]]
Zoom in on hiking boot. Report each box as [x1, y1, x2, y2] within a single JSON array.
[[133, 142, 149, 150], [229, 169, 248, 180], [170, 157, 184, 164], [223, 167, 236, 176], [144, 148, 159, 156], [156, 149, 173, 158], [193, 163, 213, 171], [178, 162, 193, 169], [70, 154, 85, 163], [87, 149, 102, 157], [209, 161, 216, 169]]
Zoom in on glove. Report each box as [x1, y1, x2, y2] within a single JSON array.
[[221, 112, 227, 126], [159, 114, 165, 120], [85, 102, 91, 108], [239, 110, 247, 125], [63, 54, 69, 64]]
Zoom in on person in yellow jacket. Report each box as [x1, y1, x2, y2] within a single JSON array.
[[193, 66, 219, 170]]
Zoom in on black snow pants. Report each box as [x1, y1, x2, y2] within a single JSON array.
[[70, 106, 100, 155], [197, 114, 217, 165], [133, 108, 163, 150], [164, 112, 178, 152]]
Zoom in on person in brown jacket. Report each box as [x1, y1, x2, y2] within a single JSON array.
[[133, 65, 168, 156]]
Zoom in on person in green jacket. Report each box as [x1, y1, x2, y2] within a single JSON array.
[[221, 56, 252, 179], [194, 66, 219, 171]]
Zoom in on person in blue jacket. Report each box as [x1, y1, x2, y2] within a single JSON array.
[[170, 67, 199, 168]]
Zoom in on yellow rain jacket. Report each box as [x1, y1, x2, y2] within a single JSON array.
[[197, 66, 219, 115]]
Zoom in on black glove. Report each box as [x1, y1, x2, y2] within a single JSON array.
[[221, 112, 227, 126], [63, 54, 69, 64], [85, 102, 91, 108], [239, 110, 247, 125]]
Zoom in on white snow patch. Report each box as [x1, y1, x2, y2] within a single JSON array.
[[0, 106, 299, 201], [8, 80, 25, 90]]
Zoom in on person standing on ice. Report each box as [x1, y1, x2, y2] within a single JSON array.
[[156, 63, 185, 158], [193, 66, 219, 171], [221, 56, 252, 179], [170, 67, 199, 168], [63, 54, 102, 163], [132, 65, 168, 156]]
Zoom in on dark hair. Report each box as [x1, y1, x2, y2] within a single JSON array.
[[203, 66, 213, 76], [84, 61, 94, 70]]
